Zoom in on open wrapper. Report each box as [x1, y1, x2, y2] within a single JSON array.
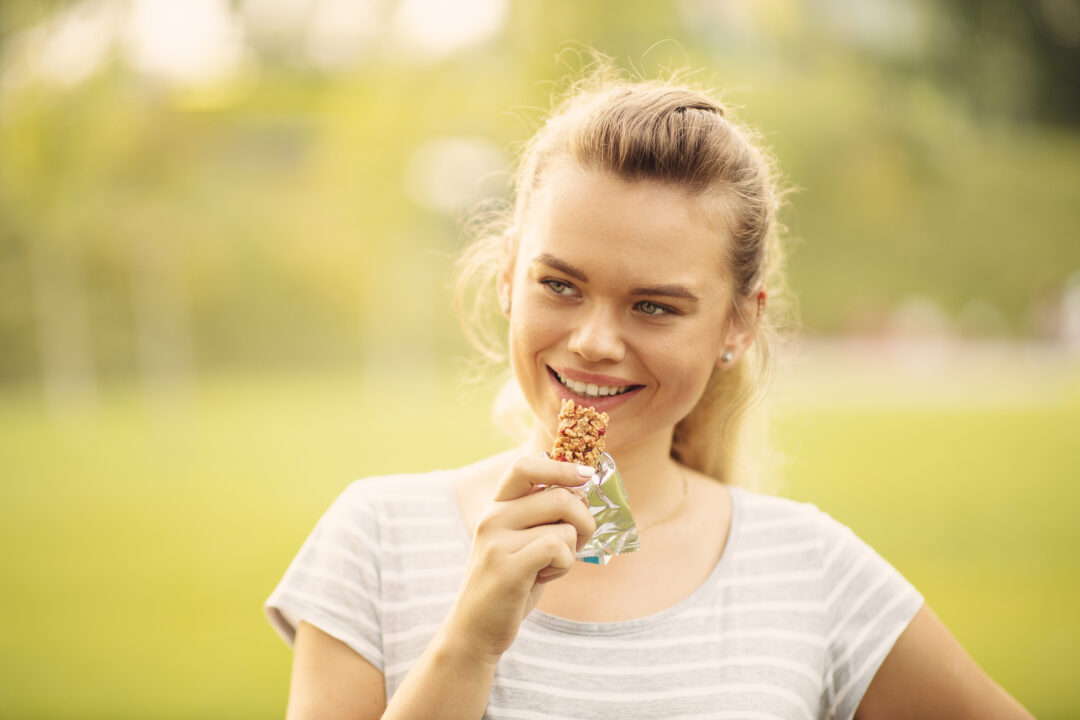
[[571, 452, 640, 565]]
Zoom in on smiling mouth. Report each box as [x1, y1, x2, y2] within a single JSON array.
[[550, 368, 642, 400]]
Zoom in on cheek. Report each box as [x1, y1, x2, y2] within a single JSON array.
[[508, 303, 563, 366], [646, 330, 721, 395], [658, 353, 712, 394]]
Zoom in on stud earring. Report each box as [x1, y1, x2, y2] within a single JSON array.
[[721, 350, 734, 363], [500, 299, 511, 315]]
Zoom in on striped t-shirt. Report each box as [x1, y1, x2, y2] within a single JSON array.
[[265, 470, 923, 720]]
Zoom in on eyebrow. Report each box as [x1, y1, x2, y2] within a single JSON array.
[[629, 284, 699, 302], [534, 254, 589, 283], [534, 253, 700, 302]]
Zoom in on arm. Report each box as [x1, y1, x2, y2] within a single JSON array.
[[855, 604, 1034, 720], [285, 621, 501, 720], [285, 456, 597, 720], [286, 622, 386, 720]]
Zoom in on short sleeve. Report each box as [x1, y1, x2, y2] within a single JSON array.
[[819, 512, 923, 720], [264, 483, 384, 671]]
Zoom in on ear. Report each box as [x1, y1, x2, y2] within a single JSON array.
[[497, 259, 513, 317], [716, 286, 766, 368]]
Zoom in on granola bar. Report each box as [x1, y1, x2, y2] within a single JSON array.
[[551, 399, 609, 468]]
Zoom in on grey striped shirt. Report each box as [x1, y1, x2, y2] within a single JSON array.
[[265, 470, 922, 719]]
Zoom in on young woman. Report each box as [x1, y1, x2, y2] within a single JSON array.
[[266, 73, 1034, 719]]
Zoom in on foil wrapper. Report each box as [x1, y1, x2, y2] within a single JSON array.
[[574, 453, 640, 565]]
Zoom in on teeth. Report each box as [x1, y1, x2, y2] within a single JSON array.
[[555, 371, 631, 398]]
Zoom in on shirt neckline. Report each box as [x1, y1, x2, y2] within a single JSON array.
[[444, 477, 744, 636]]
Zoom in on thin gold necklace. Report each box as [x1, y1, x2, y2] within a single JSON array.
[[637, 464, 690, 531]]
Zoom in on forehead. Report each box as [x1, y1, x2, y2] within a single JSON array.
[[518, 157, 729, 288]]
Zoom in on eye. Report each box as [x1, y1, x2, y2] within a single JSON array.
[[636, 300, 673, 316], [542, 279, 577, 296]]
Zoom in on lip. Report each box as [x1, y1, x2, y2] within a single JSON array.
[[550, 366, 640, 387], [546, 366, 645, 411]]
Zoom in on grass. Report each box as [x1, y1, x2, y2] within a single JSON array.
[[0, 360, 1077, 718]]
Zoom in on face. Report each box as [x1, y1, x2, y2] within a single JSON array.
[[500, 156, 754, 455]]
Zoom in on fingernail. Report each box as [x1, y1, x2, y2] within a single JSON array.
[[575, 464, 595, 479]]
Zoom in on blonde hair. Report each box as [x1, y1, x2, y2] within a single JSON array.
[[455, 66, 791, 486]]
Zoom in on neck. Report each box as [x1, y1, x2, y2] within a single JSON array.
[[523, 423, 684, 520]]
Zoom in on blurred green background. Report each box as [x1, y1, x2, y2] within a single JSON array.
[[2, 0, 1079, 717]]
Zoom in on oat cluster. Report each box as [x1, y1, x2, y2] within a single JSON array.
[[551, 399, 609, 467]]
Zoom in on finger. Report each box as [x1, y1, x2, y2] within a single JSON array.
[[502, 522, 579, 556], [536, 564, 571, 584], [492, 455, 595, 502], [513, 532, 575, 582], [486, 486, 597, 548]]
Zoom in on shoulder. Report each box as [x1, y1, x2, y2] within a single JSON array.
[[331, 451, 512, 521], [731, 487, 868, 561], [733, 486, 830, 532], [734, 486, 820, 514], [328, 469, 458, 527], [342, 470, 455, 502]]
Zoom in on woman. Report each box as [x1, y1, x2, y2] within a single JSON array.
[[266, 72, 1034, 719]]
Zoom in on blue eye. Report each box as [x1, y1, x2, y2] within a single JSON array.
[[637, 301, 671, 316], [543, 279, 576, 295]]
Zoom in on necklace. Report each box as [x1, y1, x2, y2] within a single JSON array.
[[637, 464, 690, 531]]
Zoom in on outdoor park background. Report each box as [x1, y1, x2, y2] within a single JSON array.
[[1, 0, 1079, 717]]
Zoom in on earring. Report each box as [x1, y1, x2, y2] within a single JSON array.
[[500, 298, 511, 315], [756, 292, 766, 319], [721, 350, 734, 363]]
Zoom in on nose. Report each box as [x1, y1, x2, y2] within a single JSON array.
[[567, 304, 625, 363]]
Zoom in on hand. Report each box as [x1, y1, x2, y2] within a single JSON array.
[[444, 455, 597, 664]]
